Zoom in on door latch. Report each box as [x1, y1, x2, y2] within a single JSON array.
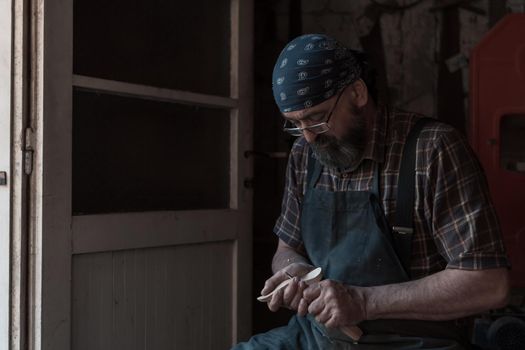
[[0, 171, 6, 186], [24, 128, 35, 175]]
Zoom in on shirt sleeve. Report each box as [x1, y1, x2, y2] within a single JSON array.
[[424, 125, 509, 270], [273, 138, 308, 250]]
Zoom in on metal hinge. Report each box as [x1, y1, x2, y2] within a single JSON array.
[[24, 128, 35, 175]]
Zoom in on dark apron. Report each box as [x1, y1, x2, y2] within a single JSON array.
[[234, 148, 469, 349]]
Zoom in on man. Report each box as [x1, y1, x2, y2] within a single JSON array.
[[234, 34, 510, 349]]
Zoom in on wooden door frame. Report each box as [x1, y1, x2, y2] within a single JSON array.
[[29, 0, 253, 349], [29, 0, 72, 348], [231, 0, 254, 342], [1, 0, 31, 349], [11, 0, 31, 349]]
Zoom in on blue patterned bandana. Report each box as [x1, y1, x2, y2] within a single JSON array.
[[272, 34, 363, 113]]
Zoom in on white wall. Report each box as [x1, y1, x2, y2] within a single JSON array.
[[0, 0, 12, 346]]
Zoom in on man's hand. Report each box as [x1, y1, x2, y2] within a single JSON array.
[[261, 262, 315, 312], [299, 280, 367, 329]]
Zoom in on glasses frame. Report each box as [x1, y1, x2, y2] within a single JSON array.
[[282, 86, 347, 137]]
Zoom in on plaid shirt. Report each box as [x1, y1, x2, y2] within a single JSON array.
[[274, 107, 509, 279]]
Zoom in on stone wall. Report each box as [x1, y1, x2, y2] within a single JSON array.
[[301, 0, 499, 129]]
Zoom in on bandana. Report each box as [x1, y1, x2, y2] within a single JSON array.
[[272, 34, 363, 113]]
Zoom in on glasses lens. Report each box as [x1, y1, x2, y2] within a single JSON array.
[[284, 128, 303, 136], [283, 123, 330, 136], [283, 120, 301, 136], [282, 120, 330, 136], [306, 123, 329, 135]]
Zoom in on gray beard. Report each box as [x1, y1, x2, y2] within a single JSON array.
[[310, 114, 366, 170], [310, 135, 364, 170]]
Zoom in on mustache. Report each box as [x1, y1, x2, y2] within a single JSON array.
[[309, 103, 368, 169], [310, 136, 363, 169], [313, 128, 366, 153], [312, 134, 333, 148]]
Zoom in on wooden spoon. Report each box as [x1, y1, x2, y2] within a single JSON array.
[[257, 267, 323, 302]]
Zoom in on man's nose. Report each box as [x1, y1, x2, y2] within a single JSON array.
[[303, 129, 318, 143]]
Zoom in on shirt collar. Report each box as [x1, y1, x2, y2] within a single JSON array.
[[364, 106, 387, 164]]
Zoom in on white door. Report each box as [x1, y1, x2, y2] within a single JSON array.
[[28, 1, 253, 349]]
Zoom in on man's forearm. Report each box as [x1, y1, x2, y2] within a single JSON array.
[[358, 268, 509, 321]]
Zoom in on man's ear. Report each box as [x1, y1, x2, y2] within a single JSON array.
[[349, 79, 368, 108]]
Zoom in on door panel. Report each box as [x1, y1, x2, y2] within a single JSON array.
[[72, 242, 233, 350], [73, 0, 231, 95], [72, 89, 231, 214], [71, 210, 238, 254]]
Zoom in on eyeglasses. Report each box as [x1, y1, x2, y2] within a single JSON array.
[[282, 86, 346, 137]]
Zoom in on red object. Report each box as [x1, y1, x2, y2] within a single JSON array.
[[469, 14, 525, 289]]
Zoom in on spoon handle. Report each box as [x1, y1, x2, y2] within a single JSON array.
[[256, 278, 292, 302], [340, 325, 363, 341]]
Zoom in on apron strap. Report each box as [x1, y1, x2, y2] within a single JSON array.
[[393, 117, 436, 276], [306, 147, 323, 189]]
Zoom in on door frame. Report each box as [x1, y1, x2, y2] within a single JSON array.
[[3, 0, 31, 348], [28, 0, 253, 349], [10, 0, 31, 348]]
